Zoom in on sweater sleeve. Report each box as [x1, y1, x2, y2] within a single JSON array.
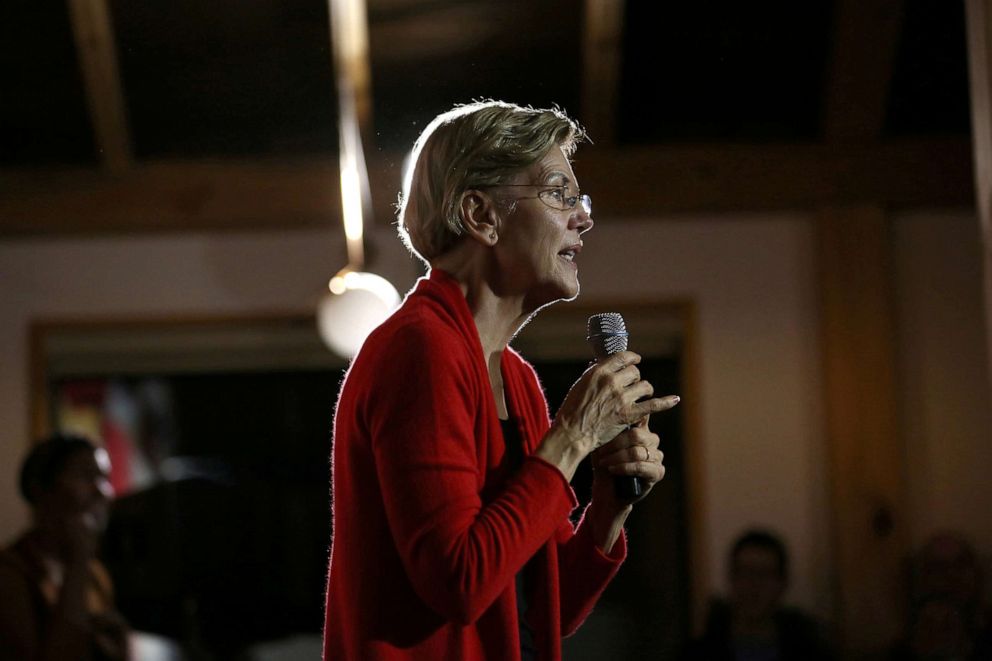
[[504, 346, 627, 636], [363, 322, 576, 625], [555, 506, 627, 636]]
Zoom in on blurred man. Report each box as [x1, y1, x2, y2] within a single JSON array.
[[685, 528, 833, 661]]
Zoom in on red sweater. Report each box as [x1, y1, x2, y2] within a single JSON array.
[[323, 269, 625, 660]]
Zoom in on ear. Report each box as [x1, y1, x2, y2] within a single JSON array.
[[458, 189, 500, 246]]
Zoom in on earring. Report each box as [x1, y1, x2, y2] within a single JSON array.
[[490, 232, 497, 241]]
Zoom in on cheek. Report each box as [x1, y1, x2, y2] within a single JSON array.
[[534, 220, 566, 258], [54, 479, 98, 508]]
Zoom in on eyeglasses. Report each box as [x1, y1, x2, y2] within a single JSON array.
[[485, 184, 592, 216]]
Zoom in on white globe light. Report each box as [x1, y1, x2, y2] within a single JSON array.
[[317, 271, 401, 358]]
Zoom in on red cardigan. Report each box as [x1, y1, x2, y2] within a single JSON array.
[[323, 269, 625, 660]]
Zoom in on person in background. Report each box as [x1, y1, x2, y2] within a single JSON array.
[[890, 531, 992, 660], [323, 100, 680, 660], [685, 528, 833, 661], [0, 432, 129, 661]]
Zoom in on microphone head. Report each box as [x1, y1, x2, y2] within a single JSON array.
[[587, 312, 629, 358]]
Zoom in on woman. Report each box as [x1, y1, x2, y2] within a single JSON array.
[[0, 433, 129, 661], [323, 101, 679, 660]]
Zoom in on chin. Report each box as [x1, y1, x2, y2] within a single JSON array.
[[526, 279, 580, 312], [560, 271, 581, 301], [559, 282, 580, 303]]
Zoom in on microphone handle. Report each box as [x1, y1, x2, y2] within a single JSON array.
[[594, 358, 644, 500], [615, 448, 645, 500], [588, 313, 644, 500], [606, 364, 643, 501]]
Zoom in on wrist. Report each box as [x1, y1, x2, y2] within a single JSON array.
[[588, 500, 631, 553], [536, 422, 592, 482]]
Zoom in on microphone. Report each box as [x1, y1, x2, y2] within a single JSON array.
[[586, 313, 644, 500]]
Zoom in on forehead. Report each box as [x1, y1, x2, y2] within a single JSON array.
[[734, 546, 780, 568], [60, 448, 108, 476], [528, 145, 577, 182]]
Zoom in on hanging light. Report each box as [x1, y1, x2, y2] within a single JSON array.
[[317, 269, 401, 357], [318, 0, 399, 357]]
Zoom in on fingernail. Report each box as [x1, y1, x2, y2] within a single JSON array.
[[672, 396, 681, 404]]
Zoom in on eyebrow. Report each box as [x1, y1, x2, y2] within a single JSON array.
[[540, 170, 571, 186]]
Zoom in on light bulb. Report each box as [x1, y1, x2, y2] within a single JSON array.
[[317, 271, 401, 358]]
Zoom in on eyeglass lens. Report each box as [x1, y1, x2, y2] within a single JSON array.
[[578, 194, 591, 216]]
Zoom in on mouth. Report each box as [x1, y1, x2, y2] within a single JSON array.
[[557, 243, 582, 263]]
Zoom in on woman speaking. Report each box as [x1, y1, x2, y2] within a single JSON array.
[[323, 100, 679, 660]]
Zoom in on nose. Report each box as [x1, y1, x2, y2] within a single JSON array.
[[572, 207, 593, 234]]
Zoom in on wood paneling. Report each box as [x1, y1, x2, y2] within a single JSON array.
[[0, 138, 972, 237], [581, 0, 625, 146], [816, 205, 907, 656]]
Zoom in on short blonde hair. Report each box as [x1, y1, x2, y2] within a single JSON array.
[[397, 100, 585, 264]]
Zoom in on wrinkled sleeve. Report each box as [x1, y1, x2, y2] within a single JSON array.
[[508, 348, 627, 636], [365, 323, 576, 625], [556, 506, 626, 636]]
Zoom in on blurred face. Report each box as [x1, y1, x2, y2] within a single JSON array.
[[491, 146, 594, 309], [39, 448, 114, 533], [920, 535, 979, 607], [730, 546, 785, 622]]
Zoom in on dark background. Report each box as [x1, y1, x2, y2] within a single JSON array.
[[78, 354, 684, 659]]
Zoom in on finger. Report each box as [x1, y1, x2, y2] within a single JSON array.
[[605, 446, 664, 472], [607, 460, 666, 483], [616, 364, 641, 388], [592, 434, 665, 469], [622, 379, 653, 403], [602, 426, 657, 452], [632, 394, 680, 419], [605, 351, 641, 372]]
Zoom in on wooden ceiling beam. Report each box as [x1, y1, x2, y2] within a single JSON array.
[[823, 0, 905, 142], [581, 0, 625, 146], [575, 138, 972, 215], [66, 0, 132, 172], [0, 139, 972, 237], [964, 0, 992, 405]]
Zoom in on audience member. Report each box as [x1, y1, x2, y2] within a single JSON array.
[[0, 432, 130, 661], [684, 528, 833, 661], [891, 532, 992, 660]]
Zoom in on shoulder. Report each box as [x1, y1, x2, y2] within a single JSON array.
[[357, 307, 475, 373], [340, 301, 482, 412], [0, 541, 32, 585], [0, 545, 36, 618]]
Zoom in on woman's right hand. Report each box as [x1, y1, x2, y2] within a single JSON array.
[[536, 351, 678, 480]]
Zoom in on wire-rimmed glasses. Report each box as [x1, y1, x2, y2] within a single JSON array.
[[483, 184, 592, 216]]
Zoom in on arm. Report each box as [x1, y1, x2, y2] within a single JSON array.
[[557, 414, 677, 635], [367, 326, 577, 625], [555, 506, 628, 636], [507, 351, 675, 635]]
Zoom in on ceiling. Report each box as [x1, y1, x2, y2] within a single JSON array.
[[0, 0, 976, 236]]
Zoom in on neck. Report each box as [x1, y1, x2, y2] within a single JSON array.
[[433, 244, 536, 421], [432, 245, 534, 359], [732, 611, 777, 639], [24, 524, 63, 561]]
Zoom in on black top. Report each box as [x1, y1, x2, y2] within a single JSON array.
[[500, 417, 538, 661]]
